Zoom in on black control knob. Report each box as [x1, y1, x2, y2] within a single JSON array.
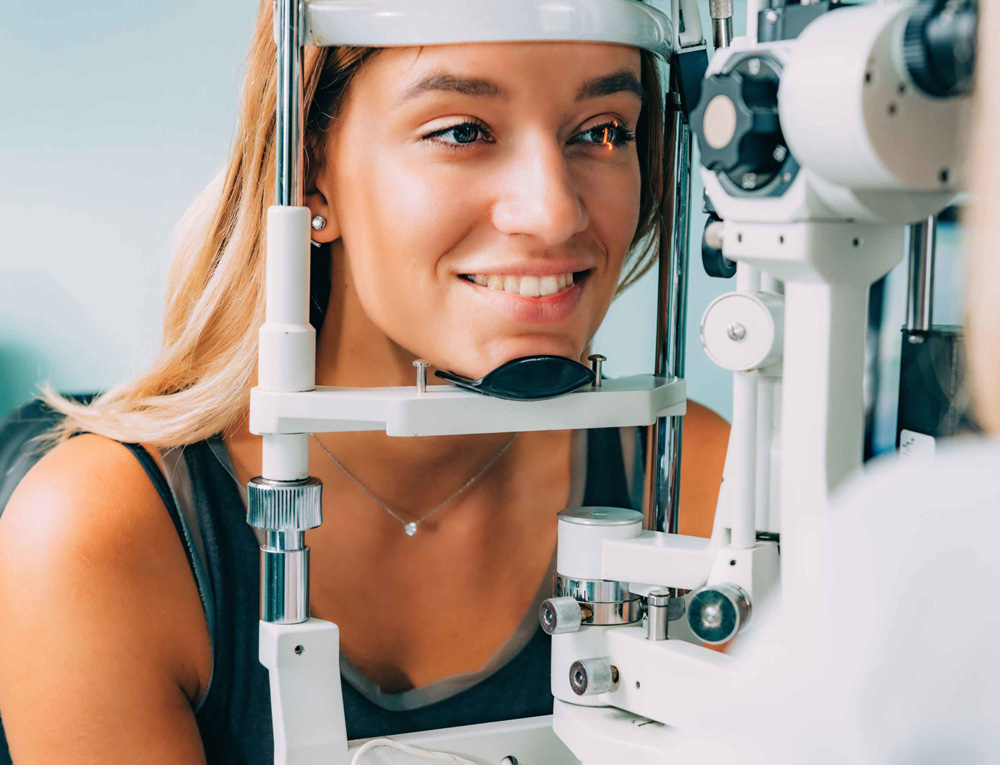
[[903, 0, 977, 99], [691, 55, 788, 192], [702, 214, 737, 279]]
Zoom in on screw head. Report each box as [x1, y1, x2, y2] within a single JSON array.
[[727, 322, 747, 342], [570, 663, 589, 695], [541, 605, 556, 630]]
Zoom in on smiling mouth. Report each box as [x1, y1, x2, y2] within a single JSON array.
[[458, 270, 592, 297]]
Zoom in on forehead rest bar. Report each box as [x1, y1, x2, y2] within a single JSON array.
[[303, 0, 673, 60]]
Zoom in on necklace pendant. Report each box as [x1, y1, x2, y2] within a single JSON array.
[[404, 522, 418, 537]]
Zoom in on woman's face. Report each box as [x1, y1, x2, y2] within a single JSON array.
[[312, 43, 645, 379]]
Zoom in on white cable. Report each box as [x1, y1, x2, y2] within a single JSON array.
[[349, 738, 481, 765]]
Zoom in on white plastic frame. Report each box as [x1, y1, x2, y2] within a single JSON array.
[[305, 0, 673, 59]]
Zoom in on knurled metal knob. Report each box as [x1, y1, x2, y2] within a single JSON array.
[[539, 597, 583, 635], [569, 658, 618, 696], [247, 476, 323, 531], [687, 583, 752, 645]]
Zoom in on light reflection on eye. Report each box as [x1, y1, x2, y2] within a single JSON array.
[[573, 121, 637, 150]]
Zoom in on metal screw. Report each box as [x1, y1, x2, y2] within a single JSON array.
[[727, 322, 747, 342], [541, 605, 556, 631], [701, 604, 723, 629], [773, 145, 787, 162], [748, 58, 761, 75], [782, 172, 793, 184], [413, 360, 430, 394], [741, 172, 758, 189], [765, 9, 778, 24], [570, 665, 589, 695], [589, 354, 607, 387]]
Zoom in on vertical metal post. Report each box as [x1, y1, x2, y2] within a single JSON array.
[[906, 217, 937, 332], [643, 92, 693, 534], [710, 0, 735, 49], [252, 0, 315, 627], [275, 0, 305, 207]]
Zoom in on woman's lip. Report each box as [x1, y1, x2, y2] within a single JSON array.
[[459, 277, 584, 323], [455, 266, 594, 278]]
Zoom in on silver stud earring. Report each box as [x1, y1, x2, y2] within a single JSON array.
[[311, 215, 327, 231]]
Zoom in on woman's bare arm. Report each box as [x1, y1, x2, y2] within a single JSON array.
[[0, 435, 211, 763], [679, 401, 731, 538]]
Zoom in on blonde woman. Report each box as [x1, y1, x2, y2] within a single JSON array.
[[0, 2, 729, 761]]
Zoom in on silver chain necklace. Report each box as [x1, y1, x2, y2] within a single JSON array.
[[310, 433, 518, 536]]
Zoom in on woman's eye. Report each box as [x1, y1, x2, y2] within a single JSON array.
[[423, 121, 493, 148], [572, 121, 637, 150]]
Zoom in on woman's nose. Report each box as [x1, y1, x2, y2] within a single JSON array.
[[490, 140, 589, 246]]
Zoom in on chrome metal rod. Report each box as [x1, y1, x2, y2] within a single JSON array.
[[713, 17, 734, 49], [275, 0, 305, 207], [261, 530, 309, 623], [710, 0, 735, 49], [906, 217, 937, 332], [644, 97, 693, 534]]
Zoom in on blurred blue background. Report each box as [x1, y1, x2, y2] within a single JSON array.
[[0, 1, 966, 448]]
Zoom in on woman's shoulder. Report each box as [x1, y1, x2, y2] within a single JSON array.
[[1, 434, 171, 551], [0, 434, 212, 738]]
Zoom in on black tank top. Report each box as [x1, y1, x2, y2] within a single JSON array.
[[0, 426, 638, 764]]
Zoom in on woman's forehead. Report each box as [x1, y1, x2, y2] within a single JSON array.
[[361, 42, 643, 102]]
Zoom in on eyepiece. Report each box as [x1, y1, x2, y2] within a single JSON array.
[[903, 0, 977, 99]]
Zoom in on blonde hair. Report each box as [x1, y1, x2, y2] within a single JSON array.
[[44, 0, 665, 447], [966, 1, 997, 434]]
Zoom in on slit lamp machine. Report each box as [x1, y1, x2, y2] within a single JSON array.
[[244, 0, 977, 762]]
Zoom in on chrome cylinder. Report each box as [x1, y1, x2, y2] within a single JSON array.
[[551, 575, 644, 627], [261, 532, 310, 623], [646, 588, 671, 641], [248, 476, 323, 624], [906, 217, 937, 332], [644, 97, 693, 534], [710, 0, 734, 49], [275, 0, 305, 207]]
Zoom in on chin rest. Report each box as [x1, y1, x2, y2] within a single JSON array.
[[434, 355, 595, 401]]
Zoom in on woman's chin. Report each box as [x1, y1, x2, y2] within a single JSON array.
[[465, 336, 583, 378]]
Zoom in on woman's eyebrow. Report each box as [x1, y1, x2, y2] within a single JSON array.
[[396, 68, 644, 105], [576, 70, 644, 102], [397, 72, 508, 104]]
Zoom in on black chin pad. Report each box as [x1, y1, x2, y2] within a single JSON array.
[[435, 355, 596, 401]]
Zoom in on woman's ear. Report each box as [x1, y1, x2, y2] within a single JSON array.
[[304, 144, 341, 242], [304, 183, 342, 243]]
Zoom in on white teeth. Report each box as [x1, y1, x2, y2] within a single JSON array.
[[465, 272, 579, 296], [519, 275, 541, 297]]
